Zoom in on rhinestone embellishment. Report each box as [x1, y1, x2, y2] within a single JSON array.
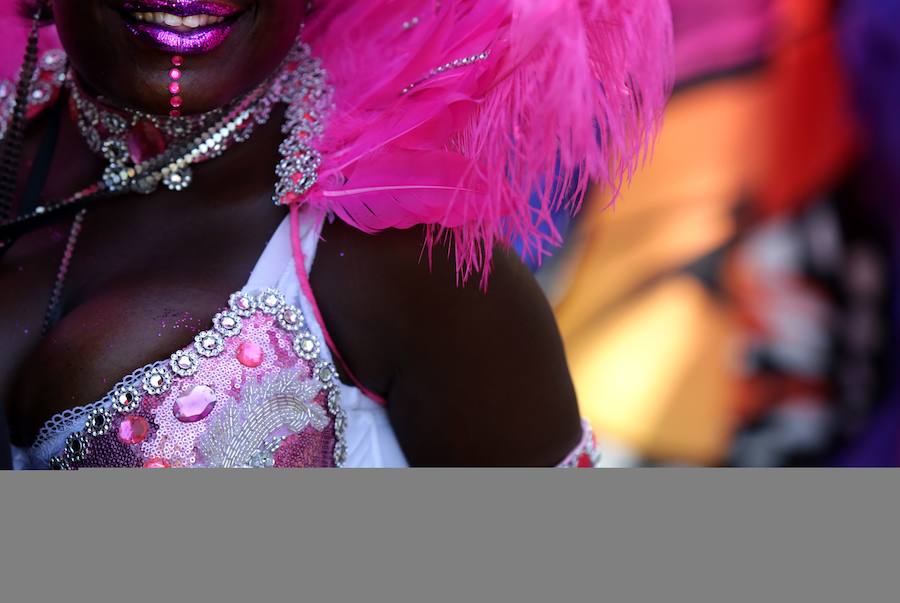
[[213, 311, 243, 337], [277, 305, 303, 332], [65, 432, 89, 463], [257, 289, 285, 315], [112, 385, 143, 413], [194, 330, 226, 358], [228, 292, 256, 317], [293, 332, 320, 360], [315, 362, 338, 387], [48, 456, 71, 471], [170, 349, 201, 377], [143, 367, 174, 396], [40, 287, 348, 469], [85, 407, 114, 437]]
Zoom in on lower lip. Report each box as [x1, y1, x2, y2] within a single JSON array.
[[125, 20, 237, 54]]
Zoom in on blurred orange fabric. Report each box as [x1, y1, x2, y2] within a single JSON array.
[[554, 0, 858, 464]]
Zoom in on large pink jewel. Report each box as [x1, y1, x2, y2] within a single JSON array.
[[118, 415, 150, 445], [127, 120, 167, 164], [173, 385, 218, 423], [236, 341, 264, 368], [143, 457, 171, 469]]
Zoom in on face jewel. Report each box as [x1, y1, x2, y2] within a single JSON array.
[[170, 349, 200, 377], [277, 305, 304, 332], [85, 407, 114, 437], [112, 385, 143, 413], [143, 457, 171, 469], [228, 292, 257, 317], [236, 341, 265, 368], [143, 366, 174, 396], [213, 311, 243, 337], [293, 332, 320, 361], [194, 330, 226, 358], [118, 416, 151, 446], [173, 385, 218, 423], [65, 432, 90, 463], [257, 288, 285, 315]]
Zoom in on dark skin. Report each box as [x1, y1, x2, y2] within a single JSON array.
[[0, 0, 582, 466]]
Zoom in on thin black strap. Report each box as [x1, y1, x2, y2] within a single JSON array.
[[0, 99, 67, 259], [19, 98, 64, 216]]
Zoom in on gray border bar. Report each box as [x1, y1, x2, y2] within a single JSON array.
[[1, 470, 898, 602]]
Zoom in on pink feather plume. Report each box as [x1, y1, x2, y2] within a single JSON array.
[[304, 0, 673, 284]]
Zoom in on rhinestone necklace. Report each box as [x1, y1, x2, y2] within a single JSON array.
[[65, 38, 328, 197], [1, 38, 332, 336]]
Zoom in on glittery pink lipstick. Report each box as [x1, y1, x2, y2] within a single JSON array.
[[121, 1, 244, 55]]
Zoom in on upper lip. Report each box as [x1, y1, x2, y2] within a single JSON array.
[[120, 0, 243, 18]]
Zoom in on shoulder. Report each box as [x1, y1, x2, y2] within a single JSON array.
[[311, 218, 583, 466]]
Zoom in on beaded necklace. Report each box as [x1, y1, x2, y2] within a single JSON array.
[[0, 37, 333, 335]]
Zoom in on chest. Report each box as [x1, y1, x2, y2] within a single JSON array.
[[1, 160, 286, 444]]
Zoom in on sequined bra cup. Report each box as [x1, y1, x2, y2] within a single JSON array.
[[37, 288, 348, 470]]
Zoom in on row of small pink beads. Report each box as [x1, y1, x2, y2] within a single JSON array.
[[168, 55, 184, 117]]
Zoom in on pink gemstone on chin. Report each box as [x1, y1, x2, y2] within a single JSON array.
[[143, 458, 171, 469], [127, 120, 167, 164], [170, 110, 181, 118], [170, 96, 183, 108], [173, 385, 217, 423], [172, 55, 184, 67], [168, 82, 181, 95], [169, 68, 182, 80], [118, 415, 150, 445], [236, 341, 264, 368]]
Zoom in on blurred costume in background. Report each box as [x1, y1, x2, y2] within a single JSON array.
[[547, 0, 892, 466], [834, 0, 900, 466]]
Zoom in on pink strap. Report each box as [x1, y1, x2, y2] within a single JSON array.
[[290, 205, 388, 405]]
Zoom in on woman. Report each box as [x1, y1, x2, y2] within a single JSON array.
[[0, 1, 671, 468]]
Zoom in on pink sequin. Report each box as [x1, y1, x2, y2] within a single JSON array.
[[171, 55, 184, 67], [168, 82, 181, 95], [170, 96, 183, 109], [169, 68, 182, 80]]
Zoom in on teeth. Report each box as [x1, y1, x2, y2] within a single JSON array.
[[131, 12, 226, 29]]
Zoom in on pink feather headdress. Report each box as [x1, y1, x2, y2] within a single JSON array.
[[1, 0, 673, 283]]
